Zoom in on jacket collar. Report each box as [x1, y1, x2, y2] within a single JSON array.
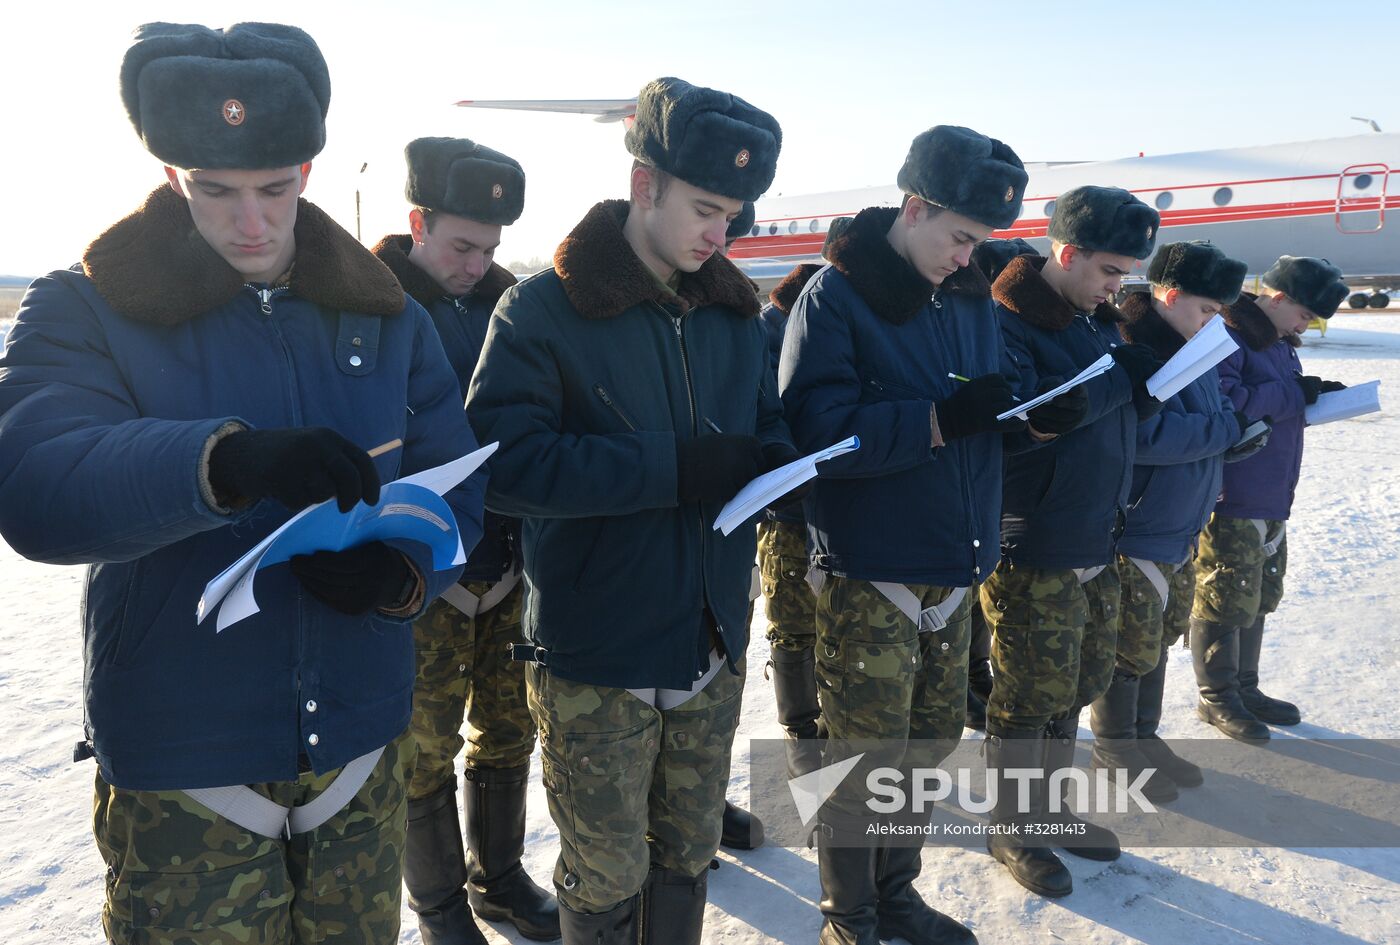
[[83, 184, 404, 325], [371, 233, 517, 311], [1119, 291, 1187, 359], [553, 199, 759, 320], [1224, 291, 1298, 351], [826, 206, 989, 325], [768, 263, 823, 315], [992, 254, 1123, 332]]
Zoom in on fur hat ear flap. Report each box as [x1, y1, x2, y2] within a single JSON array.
[[726, 202, 756, 244], [821, 216, 853, 260], [971, 237, 1036, 284], [1261, 255, 1348, 319]]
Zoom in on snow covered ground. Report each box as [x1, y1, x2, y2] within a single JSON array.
[[1, 314, 1397, 945]]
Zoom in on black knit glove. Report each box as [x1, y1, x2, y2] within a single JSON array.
[[761, 441, 812, 511], [676, 434, 765, 504], [1296, 375, 1324, 405], [290, 542, 414, 615], [936, 374, 1021, 440], [1225, 416, 1273, 464], [1027, 383, 1088, 435], [209, 427, 381, 513], [1110, 343, 1165, 389], [1321, 379, 1347, 394]]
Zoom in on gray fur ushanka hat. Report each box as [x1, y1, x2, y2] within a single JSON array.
[[897, 126, 1027, 230], [121, 21, 331, 169], [1262, 255, 1349, 318], [1048, 185, 1160, 259], [405, 137, 525, 226], [1147, 241, 1248, 304]]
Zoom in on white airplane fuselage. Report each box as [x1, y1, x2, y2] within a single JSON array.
[[730, 134, 1400, 294]]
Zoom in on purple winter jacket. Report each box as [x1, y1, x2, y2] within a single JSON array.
[[1215, 293, 1306, 521]]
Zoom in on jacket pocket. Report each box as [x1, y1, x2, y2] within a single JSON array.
[[593, 384, 639, 432], [864, 376, 928, 401]]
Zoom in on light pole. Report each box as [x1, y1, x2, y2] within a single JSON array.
[[355, 162, 368, 241]]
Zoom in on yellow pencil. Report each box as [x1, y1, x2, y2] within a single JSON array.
[[367, 438, 403, 459]]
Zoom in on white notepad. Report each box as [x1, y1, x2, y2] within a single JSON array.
[[713, 436, 859, 536], [997, 353, 1115, 422], [1305, 380, 1382, 426], [1146, 314, 1239, 402]]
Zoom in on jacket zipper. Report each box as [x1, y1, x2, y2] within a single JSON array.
[[656, 304, 722, 667], [593, 384, 638, 431]]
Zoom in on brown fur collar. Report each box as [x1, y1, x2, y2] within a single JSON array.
[[992, 254, 1123, 332], [371, 234, 517, 311], [1224, 291, 1298, 351], [553, 199, 759, 320], [83, 185, 404, 325], [1119, 291, 1186, 359], [826, 207, 989, 325], [769, 263, 823, 314]]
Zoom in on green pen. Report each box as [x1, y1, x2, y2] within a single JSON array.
[[947, 372, 972, 383]]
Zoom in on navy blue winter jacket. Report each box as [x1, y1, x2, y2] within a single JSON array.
[[779, 207, 1009, 587], [466, 201, 793, 689], [1116, 293, 1241, 564], [992, 255, 1143, 569], [759, 263, 821, 527], [374, 235, 521, 582], [0, 187, 484, 791]]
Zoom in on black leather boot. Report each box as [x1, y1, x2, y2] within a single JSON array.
[[874, 843, 977, 944], [464, 763, 560, 941], [558, 895, 638, 945], [638, 861, 712, 945], [405, 778, 488, 945], [984, 730, 1072, 899], [1091, 667, 1177, 803], [817, 832, 881, 945], [1137, 643, 1203, 788], [720, 799, 765, 851], [1191, 619, 1270, 743], [1238, 616, 1302, 725], [769, 645, 826, 779], [1044, 712, 1121, 861]]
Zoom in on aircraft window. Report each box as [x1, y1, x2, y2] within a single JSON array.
[[1155, 191, 1173, 210], [1043, 200, 1056, 218], [1354, 173, 1374, 190], [810, 219, 821, 233], [769, 223, 779, 235], [751, 226, 760, 237], [1213, 187, 1233, 206], [788, 221, 799, 235]]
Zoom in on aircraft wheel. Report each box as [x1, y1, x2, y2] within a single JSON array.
[[1368, 293, 1390, 309], [1349, 292, 1371, 309]]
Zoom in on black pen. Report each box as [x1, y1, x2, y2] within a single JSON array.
[[703, 418, 723, 434], [948, 372, 1019, 402]]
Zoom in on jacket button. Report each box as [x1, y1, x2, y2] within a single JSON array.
[[307, 733, 319, 746], [973, 539, 981, 548], [148, 907, 160, 919], [1239, 580, 1248, 588], [856, 661, 866, 670], [305, 700, 317, 713], [334, 866, 345, 878], [580, 756, 590, 766], [564, 872, 579, 890], [941, 642, 949, 651], [349, 355, 363, 367], [459, 663, 467, 673], [351, 336, 363, 347]]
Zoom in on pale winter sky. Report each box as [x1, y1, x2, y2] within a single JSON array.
[[1, 0, 1394, 277]]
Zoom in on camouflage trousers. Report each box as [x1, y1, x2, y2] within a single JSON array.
[[981, 560, 1121, 737], [1114, 556, 1178, 678], [92, 730, 413, 945], [1192, 514, 1288, 627], [408, 580, 534, 801], [758, 520, 816, 653], [527, 657, 744, 914], [1163, 561, 1196, 648], [814, 576, 972, 820]]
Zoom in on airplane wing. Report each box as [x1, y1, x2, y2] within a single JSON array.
[[455, 99, 638, 123]]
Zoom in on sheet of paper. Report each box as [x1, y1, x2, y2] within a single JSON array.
[[998, 353, 1115, 422], [198, 442, 497, 632], [1146, 314, 1240, 402], [1305, 380, 1382, 426], [713, 436, 859, 536]]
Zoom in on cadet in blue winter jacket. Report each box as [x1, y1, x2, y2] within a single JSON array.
[[1089, 242, 1251, 802], [1190, 256, 1349, 742], [0, 23, 484, 944], [372, 138, 559, 944], [780, 125, 1029, 945], [983, 186, 1163, 898]]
